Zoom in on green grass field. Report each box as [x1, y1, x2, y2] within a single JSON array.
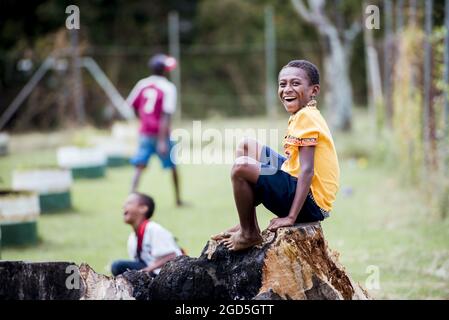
[[1, 111, 448, 299]]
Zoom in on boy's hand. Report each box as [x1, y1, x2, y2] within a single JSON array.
[[268, 216, 295, 231], [140, 266, 154, 273]]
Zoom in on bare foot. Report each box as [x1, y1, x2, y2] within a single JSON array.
[[222, 230, 263, 251], [211, 224, 241, 241]]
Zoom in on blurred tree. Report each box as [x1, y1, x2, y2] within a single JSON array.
[[362, 0, 383, 131], [290, 0, 362, 131]]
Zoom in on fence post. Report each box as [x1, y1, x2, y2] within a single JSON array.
[[383, 0, 394, 128], [69, 29, 85, 125], [264, 5, 277, 118], [423, 0, 433, 177], [168, 11, 182, 120], [409, 0, 417, 27], [395, 0, 404, 33], [363, 0, 383, 130], [444, 0, 449, 174]]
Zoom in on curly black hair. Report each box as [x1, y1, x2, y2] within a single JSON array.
[[133, 192, 155, 219], [282, 60, 320, 85]]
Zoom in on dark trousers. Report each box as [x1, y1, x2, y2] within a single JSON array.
[[111, 259, 147, 276]]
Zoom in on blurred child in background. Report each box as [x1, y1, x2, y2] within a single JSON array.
[[126, 54, 184, 206], [111, 192, 182, 276]]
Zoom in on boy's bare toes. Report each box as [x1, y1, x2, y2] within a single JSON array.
[[223, 239, 232, 247], [211, 232, 231, 241], [210, 234, 220, 240], [224, 231, 263, 251]]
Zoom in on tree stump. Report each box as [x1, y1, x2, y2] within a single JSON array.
[[0, 261, 81, 300], [146, 222, 369, 300], [0, 223, 370, 300]]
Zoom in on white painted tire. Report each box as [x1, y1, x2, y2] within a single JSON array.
[[111, 121, 138, 141], [57, 146, 107, 169], [12, 169, 73, 195], [92, 137, 134, 158], [0, 132, 9, 156], [0, 191, 40, 224]]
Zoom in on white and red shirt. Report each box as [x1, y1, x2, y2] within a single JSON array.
[[126, 75, 177, 136], [127, 220, 182, 274]]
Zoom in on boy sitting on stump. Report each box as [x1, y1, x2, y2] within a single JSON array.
[[213, 60, 340, 251]]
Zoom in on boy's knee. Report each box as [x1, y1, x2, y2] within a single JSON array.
[[110, 260, 124, 276], [231, 156, 253, 179], [236, 138, 256, 158]]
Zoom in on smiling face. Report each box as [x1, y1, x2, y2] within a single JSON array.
[[278, 67, 320, 114], [123, 193, 147, 225]]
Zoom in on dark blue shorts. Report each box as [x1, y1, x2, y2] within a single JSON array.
[[110, 259, 147, 276], [130, 135, 176, 169], [254, 146, 328, 223]]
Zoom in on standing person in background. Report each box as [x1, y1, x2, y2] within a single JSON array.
[[126, 54, 184, 206]]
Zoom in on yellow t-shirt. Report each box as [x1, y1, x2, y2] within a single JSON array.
[[280, 101, 340, 212]]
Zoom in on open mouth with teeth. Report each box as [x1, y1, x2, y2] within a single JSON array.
[[283, 96, 297, 102]]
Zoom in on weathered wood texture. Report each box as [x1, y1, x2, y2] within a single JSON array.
[[0, 261, 82, 300], [146, 222, 369, 300]]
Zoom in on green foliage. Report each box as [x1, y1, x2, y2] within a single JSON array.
[[389, 24, 449, 219], [430, 26, 449, 219], [391, 26, 424, 184]]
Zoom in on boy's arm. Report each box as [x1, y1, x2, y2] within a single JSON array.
[[125, 82, 141, 118], [268, 146, 315, 230], [157, 82, 176, 155], [156, 113, 171, 155], [132, 108, 140, 119], [141, 252, 177, 273]]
